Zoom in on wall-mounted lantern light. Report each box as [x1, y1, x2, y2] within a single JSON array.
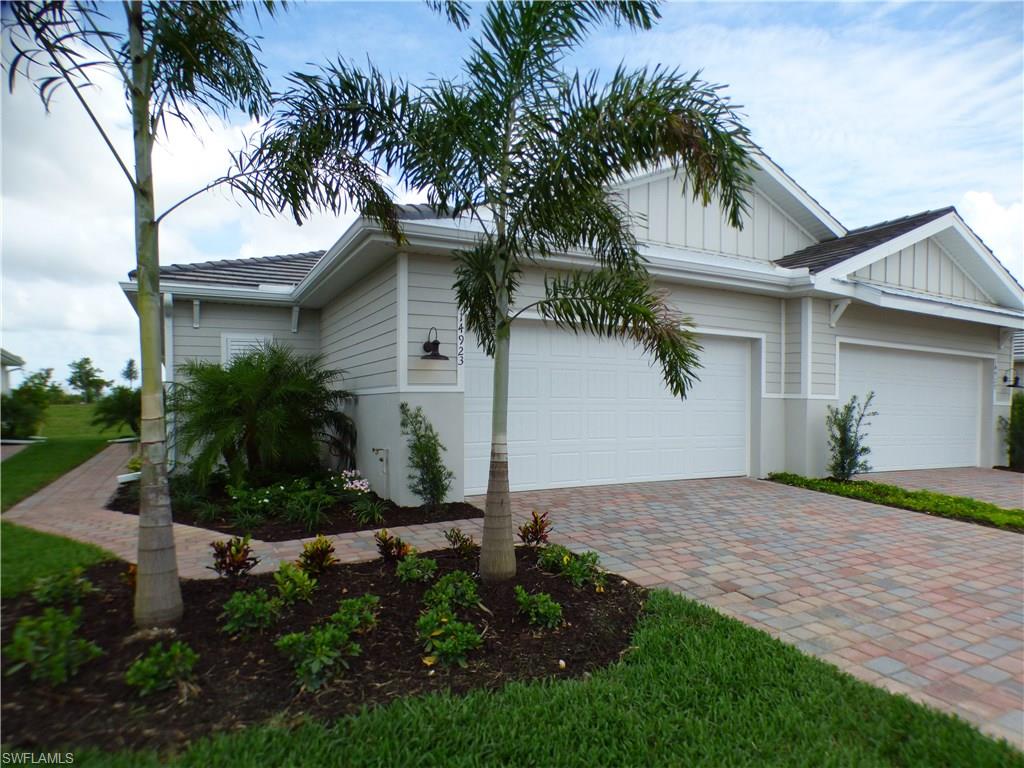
[[1003, 371, 1022, 388], [421, 327, 449, 360]]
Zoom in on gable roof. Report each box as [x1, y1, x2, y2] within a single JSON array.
[[1, 349, 24, 367], [128, 251, 325, 288], [773, 208, 954, 273]]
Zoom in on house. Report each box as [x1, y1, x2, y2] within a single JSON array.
[[1012, 331, 1024, 387], [121, 153, 1024, 506], [1, 349, 25, 395]]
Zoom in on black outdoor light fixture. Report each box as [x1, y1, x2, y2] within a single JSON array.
[[1003, 372, 1022, 388], [421, 327, 449, 360]]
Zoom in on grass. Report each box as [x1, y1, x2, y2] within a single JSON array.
[[68, 590, 1020, 767], [768, 472, 1024, 532], [1, 404, 130, 512], [0, 521, 112, 598]]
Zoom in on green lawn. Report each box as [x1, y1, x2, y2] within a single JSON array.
[[1, 404, 131, 512], [769, 472, 1024, 532], [0, 522, 112, 598], [73, 589, 1019, 767]]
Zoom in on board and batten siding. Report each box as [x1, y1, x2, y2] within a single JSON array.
[[320, 263, 398, 391], [811, 301, 1000, 397], [171, 301, 320, 374], [851, 237, 993, 305], [621, 173, 815, 262], [407, 254, 459, 387]]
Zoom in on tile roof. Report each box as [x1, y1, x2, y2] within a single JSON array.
[[773, 207, 954, 273], [128, 251, 325, 288]]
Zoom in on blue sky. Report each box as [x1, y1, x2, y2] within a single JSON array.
[[2, 1, 1022, 387]]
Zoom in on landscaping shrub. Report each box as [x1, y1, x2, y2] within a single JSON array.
[[91, 386, 141, 436], [124, 641, 198, 696], [352, 494, 386, 526], [329, 469, 370, 496], [5, 607, 102, 685], [514, 585, 563, 629], [31, 567, 96, 606], [275, 600, 378, 691], [220, 589, 282, 635], [399, 402, 454, 510], [1001, 390, 1024, 470], [171, 343, 356, 485], [825, 391, 877, 481], [443, 527, 478, 558], [297, 535, 337, 577], [517, 510, 552, 546], [274, 562, 317, 605], [374, 529, 412, 562], [416, 607, 482, 667], [396, 554, 438, 583], [537, 545, 606, 590], [0, 389, 46, 439], [281, 482, 334, 532], [208, 535, 260, 578], [423, 570, 480, 611]]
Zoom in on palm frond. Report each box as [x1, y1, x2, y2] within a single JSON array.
[[453, 242, 520, 357], [527, 269, 702, 398]]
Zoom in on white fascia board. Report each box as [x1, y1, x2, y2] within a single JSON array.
[[749, 152, 847, 238], [119, 280, 297, 305], [822, 277, 1024, 329], [947, 217, 1024, 307]]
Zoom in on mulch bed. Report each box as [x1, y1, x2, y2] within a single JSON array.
[[1, 548, 646, 753], [993, 465, 1024, 474], [106, 482, 482, 541]]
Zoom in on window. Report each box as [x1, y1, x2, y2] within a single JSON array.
[[221, 333, 272, 364]]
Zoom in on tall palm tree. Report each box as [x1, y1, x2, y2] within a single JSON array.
[[239, 0, 754, 581]]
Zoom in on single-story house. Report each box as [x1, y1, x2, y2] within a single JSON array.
[[121, 153, 1024, 506], [1, 349, 25, 395]]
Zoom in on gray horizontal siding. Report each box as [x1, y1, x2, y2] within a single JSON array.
[[407, 255, 459, 386], [785, 299, 802, 394], [320, 262, 397, 390]]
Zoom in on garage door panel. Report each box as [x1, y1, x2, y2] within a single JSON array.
[[464, 326, 750, 494], [839, 344, 979, 471]]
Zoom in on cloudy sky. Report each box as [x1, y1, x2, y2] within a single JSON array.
[[2, 1, 1021, 389]]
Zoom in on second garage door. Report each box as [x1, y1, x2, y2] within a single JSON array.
[[838, 344, 981, 471], [464, 325, 750, 494]]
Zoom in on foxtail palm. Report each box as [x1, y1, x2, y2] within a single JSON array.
[[240, 0, 754, 580]]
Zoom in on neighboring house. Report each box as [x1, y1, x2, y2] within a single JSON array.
[[121, 153, 1024, 506], [1, 349, 25, 395], [1012, 331, 1024, 386]]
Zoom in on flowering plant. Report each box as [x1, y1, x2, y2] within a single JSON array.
[[330, 469, 370, 495]]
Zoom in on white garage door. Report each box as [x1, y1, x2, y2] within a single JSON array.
[[464, 325, 749, 494], [838, 344, 981, 471]]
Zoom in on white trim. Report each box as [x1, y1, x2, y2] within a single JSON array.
[[396, 253, 409, 390], [220, 333, 272, 365], [290, 306, 300, 334], [829, 299, 851, 328], [162, 293, 174, 382], [931, 236, 996, 305], [801, 297, 812, 395], [750, 152, 847, 238], [817, 214, 959, 281], [192, 299, 200, 329]]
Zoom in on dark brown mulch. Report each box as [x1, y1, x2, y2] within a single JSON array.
[[106, 482, 482, 541], [993, 465, 1024, 474], [1, 548, 645, 753]]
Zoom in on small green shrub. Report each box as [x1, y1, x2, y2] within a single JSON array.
[[277, 624, 359, 691], [297, 535, 337, 577], [417, 607, 481, 667], [517, 510, 552, 547], [282, 481, 335, 532], [31, 567, 96, 606], [423, 570, 479, 610], [220, 589, 282, 635], [374, 529, 412, 562], [124, 641, 198, 696], [275, 561, 317, 605], [352, 494, 386, 526], [1000, 390, 1024, 470], [537, 545, 606, 590], [399, 402, 454, 510], [396, 554, 438, 583], [194, 500, 223, 525], [825, 392, 877, 481], [514, 585, 563, 629], [330, 594, 380, 635], [4, 608, 102, 685], [209, 535, 260, 578], [443, 527, 478, 558], [226, 484, 279, 524], [0, 386, 46, 439]]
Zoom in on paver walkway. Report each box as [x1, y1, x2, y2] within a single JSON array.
[[5, 446, 1023, 746], [1, 444, 28, 461], [863, 467, 1024, 510]]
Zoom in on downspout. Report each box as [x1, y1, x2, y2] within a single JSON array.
[[163, 292, 176, 471]]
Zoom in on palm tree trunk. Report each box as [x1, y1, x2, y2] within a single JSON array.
[[129, 2, 182, 627], [480, 310, 516, 581]]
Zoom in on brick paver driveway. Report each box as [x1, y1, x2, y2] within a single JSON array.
[[863, 467, 1024, 510], [473, 478, 1024, 746]]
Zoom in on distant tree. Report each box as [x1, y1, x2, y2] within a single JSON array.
[[122, 359, 139, 386], [66, 357, 111, 403], [93, 386, 141, 436]]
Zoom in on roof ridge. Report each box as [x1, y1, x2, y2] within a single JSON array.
[[844, 207, 954, 236], [162, 250, 325, 273]]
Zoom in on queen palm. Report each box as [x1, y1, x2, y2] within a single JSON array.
[[240, 0, 754, 580]]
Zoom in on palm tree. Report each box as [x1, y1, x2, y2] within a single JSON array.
[[238, 0, 754, 581]]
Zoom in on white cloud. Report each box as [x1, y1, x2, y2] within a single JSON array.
[[958, 191, 1024, 283]]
